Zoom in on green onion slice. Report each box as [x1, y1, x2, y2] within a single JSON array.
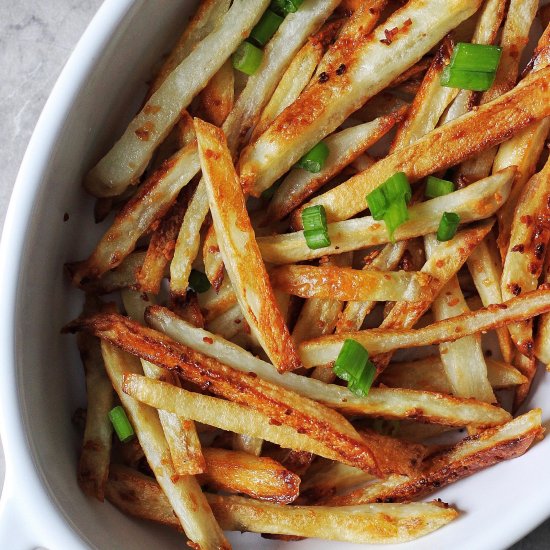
[[449, 43, 502, 73], [333, 339, 376, 397], [348, 364, 376, 397], [382, 172, 412, 203], [232, 41, 263, 75], [366, 187, 388, 220], [109, 406, 135, 443], [302, 204, 327, 232], [383, 199, 409, 242], [250, 9, 283, 47], [270, 0, 304, 16], [440, 66, 496, 91], [303, 229, 331, 250], [437, 212, 460, 241], [188, 270, 211, 293], [297, 141, 329, 173], [425, 176, 455, 198]]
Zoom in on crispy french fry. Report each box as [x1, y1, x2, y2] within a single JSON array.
[[198, 275, 238, 322], [501, 156, 550, 356], [379, 355, 527, 393], [239, 0, 481, 196], [145, 305, 511, 428], [512, 350, 537, 411], [70, 141, 201, 285], [294, 68, 550, 224], [535, 254, 550, 365], [267, 108, 406, 221], [299, 287, 550, 367], [270, 264, 436, 302], [203, 224, 225, 291], [206, 302, 248, 341], [85, 0, 269, 197], [100, 342, 229, 548], [106, 465, 458, 543], [195, 118, 301, 372], [259, 169, 512, 264], [198, 447, 300, 503], [323, 409, 543, 505], [196, 59, 234, 127]]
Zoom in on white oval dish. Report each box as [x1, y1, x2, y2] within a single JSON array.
[[1, 1, 550, 548]]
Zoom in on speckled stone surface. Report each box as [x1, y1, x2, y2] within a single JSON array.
[[0, 1, 549, 548]]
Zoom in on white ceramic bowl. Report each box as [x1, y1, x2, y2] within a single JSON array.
[[1, 1, 550, 548]]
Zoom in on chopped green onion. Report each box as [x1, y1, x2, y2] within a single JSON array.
[[437, 212, 460, 241], [440, 65, 496, 91], [249, 9, 283, 47], [188, 270, 211, 293], [261, 177, 283, 201], [425, 176, 455, 198], [348, 364, 376, 397], [382, 172, 412, 204], [270, 0, 304, 16], [366, 187, 388, 220], [109, 406, 135, 443], [296, 141, 329, 173], [383, 199, 409, 241], [303, 229, 331, 249], [302, 205, 327, 232], [449, 43, 502, 73], [333, 339, 376, 397], [232, 41, 263, 75]]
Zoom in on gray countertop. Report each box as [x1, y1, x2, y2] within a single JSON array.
[[0, 1, 548, 548]]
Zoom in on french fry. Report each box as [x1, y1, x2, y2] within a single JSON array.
[[66, 313, 383, 474], [238, 0, 482, 196], [466, 233, 514, 363], [70, 141, 201, 285], [501, 156, 550, 356], [379, 355, 527, 394], [231, 433, 263, 457], [106, 465, 458, 543], [195, 118, 302, 372], [267, 108, 406, 221], [299, 287, 550, 367], [224, 0, 340, 154], [535, 254, 550, 365], [270, 264, 437, 302], [198, 447, 300, 503], [196, 59, 234, 127], [85, 0, 269, 197], [512, 350, 537, 411], [294, 68, 550, 224], [203, 224, 225, 291], [145, 305, 511, 428], [323, 409, 543, 506], [206, 303, 248, 341], [259, 169, 512, 264], [197, 275, 238, 322], [100, 342, 229, 548]]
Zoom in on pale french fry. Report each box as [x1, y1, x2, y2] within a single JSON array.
[[197, 275, 238, 322], [512, 350, 537, 411], [270, 264, 436, 302], [106, 465, 458, 543], [197, 59, 234, 127], [294, 68, 550, 224], [66, 313, 383, 474], [206, 303, 248, 341], [259, 169, 512, 264], [466, 233, 514, 363], [323, 409, 543, 506], [352, 92, 410, 123], [231, 433, 263, 457], [223, 0, 340, 154], [147, 0, 231, 97], [501, 156, 550, 356], [85, 0, 269, 197], [379, 355, 527, 393], [198, 447, 300, 503], [299, 288, 550, 367], [203, 224, 225, 291], [195, 118, 302, 372], [535, 254, 550, 365], [69, 141, 201, 285], [267, 108, 406, 221], [100, 342, 228, 548], [238, 0, 482, 196], [145, 305, 511, 428]]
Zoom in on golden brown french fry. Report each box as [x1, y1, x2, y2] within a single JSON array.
[[145, 305, 511, 428], [198, 447, 300, 503], [203, 224, 225, 291], [501, 156, 550, 356], [299, 287, 550, 367], [239, 0, 482, 196], [267, 108, 406, 222], [100, 342, 229, 548], [512, 350, 537, 411], [106, 465, 458, 543], [85, 0, 269, 197], [270, 264, 436, 302], [323, 409, 542, 506], [259, 169, 512, 264], [294, 68, 550, 224], [379, 355, 527, 393], [70, 141, 200, 285], [196, 59, 234, 127], [195, 118, 302, 372]]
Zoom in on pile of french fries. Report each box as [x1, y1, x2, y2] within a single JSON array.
[[64, 0, 550, 547]]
